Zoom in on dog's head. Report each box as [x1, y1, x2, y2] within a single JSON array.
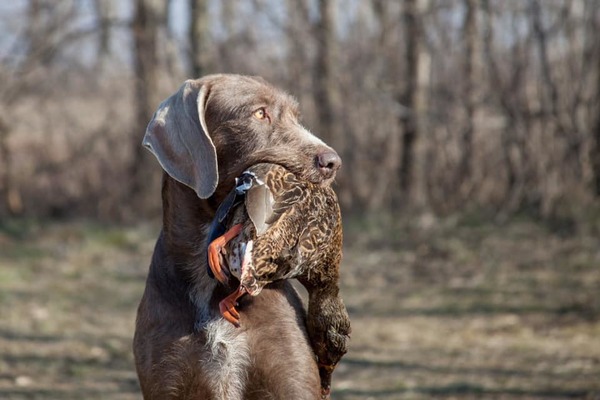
[[143, 74, 341, 200]]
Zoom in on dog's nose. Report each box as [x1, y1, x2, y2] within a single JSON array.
[[316, 150, 342, 177]]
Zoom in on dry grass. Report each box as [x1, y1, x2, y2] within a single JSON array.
[[0, 216, 599, 399], [0, 220, 151, 399]]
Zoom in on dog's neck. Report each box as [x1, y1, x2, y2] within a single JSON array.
[[161, 174, 215, 259], [162, 174, 240, 278], [159, 174, 240, 325], [160, 172, 239, 250]]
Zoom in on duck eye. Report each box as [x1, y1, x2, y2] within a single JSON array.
[[253, 108, 267, 120]]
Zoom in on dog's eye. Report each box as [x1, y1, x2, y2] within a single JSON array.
[[253, 108, 268, 121]]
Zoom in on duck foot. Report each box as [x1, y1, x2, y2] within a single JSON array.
[[207, 223, 243, 284], [219, 286, 246, 327]]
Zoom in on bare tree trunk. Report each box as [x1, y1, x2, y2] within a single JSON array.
[[372, 0, 401, 211], [0, 116, 21, 215], [482, 0, 531, 216], [0, 116, 9, 215], [130, 0, 166, 208], [529, 0, 581, 179], [286, 0, 311, 100], [217, 2, 238, 73], [314, 0, 337, 145], [458, 0, 477, 196], [27, 0, 44, 65], [594, 118, 600, 196], [592, 21, 600, 196], [398, 0, 426, 204], [189, 0, 210, 77], [0, 0, 53, 215], [93, 0, 113, 60], [373, 0, 392, 48]]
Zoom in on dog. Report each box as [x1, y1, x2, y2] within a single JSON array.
[[133, 74, 342, 399]]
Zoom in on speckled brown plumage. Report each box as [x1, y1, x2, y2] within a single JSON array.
[[209, 163, 351, 397]]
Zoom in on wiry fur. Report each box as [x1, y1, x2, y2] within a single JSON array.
[[202, 320, 251, 399]]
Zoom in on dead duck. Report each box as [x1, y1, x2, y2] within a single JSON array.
[[206, 162, 351, 398]]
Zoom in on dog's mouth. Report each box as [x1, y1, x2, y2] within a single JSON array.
[[236, 152, 339, 188]]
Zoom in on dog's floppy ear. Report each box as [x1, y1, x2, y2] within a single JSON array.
[[142, 79, 218, 199]]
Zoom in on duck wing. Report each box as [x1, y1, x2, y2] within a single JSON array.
[[245, 164, 306, 235], [245, 180, 273, 236]]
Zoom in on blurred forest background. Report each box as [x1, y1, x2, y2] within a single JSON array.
[[1, 0, 600, 399], [1, 0, 600, 224]]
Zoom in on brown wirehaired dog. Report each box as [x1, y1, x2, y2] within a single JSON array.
[[133, 74, 343, 399]]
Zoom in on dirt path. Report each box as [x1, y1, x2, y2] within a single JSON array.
[[1, 219, 599, 399]]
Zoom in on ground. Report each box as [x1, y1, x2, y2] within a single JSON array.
[[0, 215, 599, 399]]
